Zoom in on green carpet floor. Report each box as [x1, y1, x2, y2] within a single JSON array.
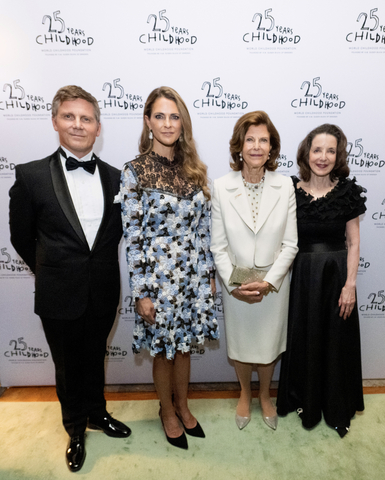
[[1, 395, 384, 479]]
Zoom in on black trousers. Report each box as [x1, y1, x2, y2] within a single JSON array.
[[41, 304, 116, 436]]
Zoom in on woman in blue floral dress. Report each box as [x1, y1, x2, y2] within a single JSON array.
[[119, 86, 219, 449]]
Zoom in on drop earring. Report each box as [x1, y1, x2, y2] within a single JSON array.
[[239, 152, 243, 161], [149, 130, 153, 140], [179, 134, 183, 143]]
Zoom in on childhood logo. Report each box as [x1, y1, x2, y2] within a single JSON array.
[[0, 80, 51, 117], [99, 79, 144, 118], [193, 77, 248, 116], [36, 10, 94, 55], [0, 247, 31, 277], [346, 8, 385, 46], [4, 337, 50, 361], [139, 9, 197, 50]]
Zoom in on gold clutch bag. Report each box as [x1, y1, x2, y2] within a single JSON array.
[[228, 265, 267, 287]]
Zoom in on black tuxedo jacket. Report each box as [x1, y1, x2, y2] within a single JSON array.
[[9, 149, 122, 320]]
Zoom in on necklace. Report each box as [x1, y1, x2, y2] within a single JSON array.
[[242, 175, 265, 189], [308, 183, 334, 198]]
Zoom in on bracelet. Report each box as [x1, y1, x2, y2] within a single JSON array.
[[263, 281, 274, 296]]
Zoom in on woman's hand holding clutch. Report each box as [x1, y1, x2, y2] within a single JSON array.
[[231, 281, 272, 304], [240, 281, 271, 296], [231, 287, 262, 304]]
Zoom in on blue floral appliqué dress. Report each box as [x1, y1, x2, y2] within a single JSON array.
[[119, 153, 219, 359]]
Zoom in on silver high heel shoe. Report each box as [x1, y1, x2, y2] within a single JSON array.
[[259, 398, 278, 431], [262, 414, 278, 430], [235, 413, 251, 430], [235, 400, 251, 430]]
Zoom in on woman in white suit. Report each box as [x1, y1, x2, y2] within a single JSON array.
[[211, 111, 298, 430]]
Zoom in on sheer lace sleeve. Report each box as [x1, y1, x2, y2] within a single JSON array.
[[120, 163, 150, 299]]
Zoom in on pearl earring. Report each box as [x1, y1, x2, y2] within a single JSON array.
[[239, 152, 243, 160], [149, 130, 153, 140]]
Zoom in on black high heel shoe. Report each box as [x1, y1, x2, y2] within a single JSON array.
[[175, 412, 205, 438], [159, 405, 188, 449], [335, 426, 349, 438]]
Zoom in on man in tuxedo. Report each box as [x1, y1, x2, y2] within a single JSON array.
[[9, 85, 130, 472]]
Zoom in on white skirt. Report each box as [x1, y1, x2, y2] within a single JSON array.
[[221, 273, 290, 364]]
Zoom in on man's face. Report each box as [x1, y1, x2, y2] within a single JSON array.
[[52, 98, 101, 158]]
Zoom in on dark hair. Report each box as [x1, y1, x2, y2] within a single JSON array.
[[229, 111, 280, 172], [297, 124, 349, 181], [52, 85, 100, 123]]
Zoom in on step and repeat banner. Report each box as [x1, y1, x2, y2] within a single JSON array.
[[0, 1, 384, 386]]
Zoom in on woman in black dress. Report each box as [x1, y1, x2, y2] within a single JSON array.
[[277, 124, 366, 438]]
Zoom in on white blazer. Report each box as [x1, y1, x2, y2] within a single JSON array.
[[211, 169, 298, 294]]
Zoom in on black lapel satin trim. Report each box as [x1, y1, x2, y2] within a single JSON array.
[[91, 157, 113, 252], [50, 150, 88, 246]]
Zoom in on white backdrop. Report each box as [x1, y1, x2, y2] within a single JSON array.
[[0, 0, 384, 386]]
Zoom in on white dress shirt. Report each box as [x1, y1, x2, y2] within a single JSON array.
[[59, 146, 104, 249]]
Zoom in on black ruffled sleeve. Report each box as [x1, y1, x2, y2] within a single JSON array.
[[343, 177, 367, 221], [291, 175, 366, 222]]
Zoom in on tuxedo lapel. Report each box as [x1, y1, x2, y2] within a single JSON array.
[[91, 158, 113, 252], [255, 171, 281, 235], [226, 171, 254, 232], [49, 150, 88, 245]]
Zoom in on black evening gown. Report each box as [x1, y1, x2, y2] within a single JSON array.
[[277, 176, 367, 430]]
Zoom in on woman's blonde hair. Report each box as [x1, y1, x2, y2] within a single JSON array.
[[140, 86, 210, 200]]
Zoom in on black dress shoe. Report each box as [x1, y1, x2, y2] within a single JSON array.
[[66, 434, 86, 472], [176, 412, 205, 438], [159, 405, 188, 449], [88, 413, 131, 438]]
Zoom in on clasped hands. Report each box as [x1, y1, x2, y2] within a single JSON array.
[[231, 281, 271, 304]]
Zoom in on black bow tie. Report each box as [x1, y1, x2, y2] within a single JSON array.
[[59, 148, 97, 174]]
